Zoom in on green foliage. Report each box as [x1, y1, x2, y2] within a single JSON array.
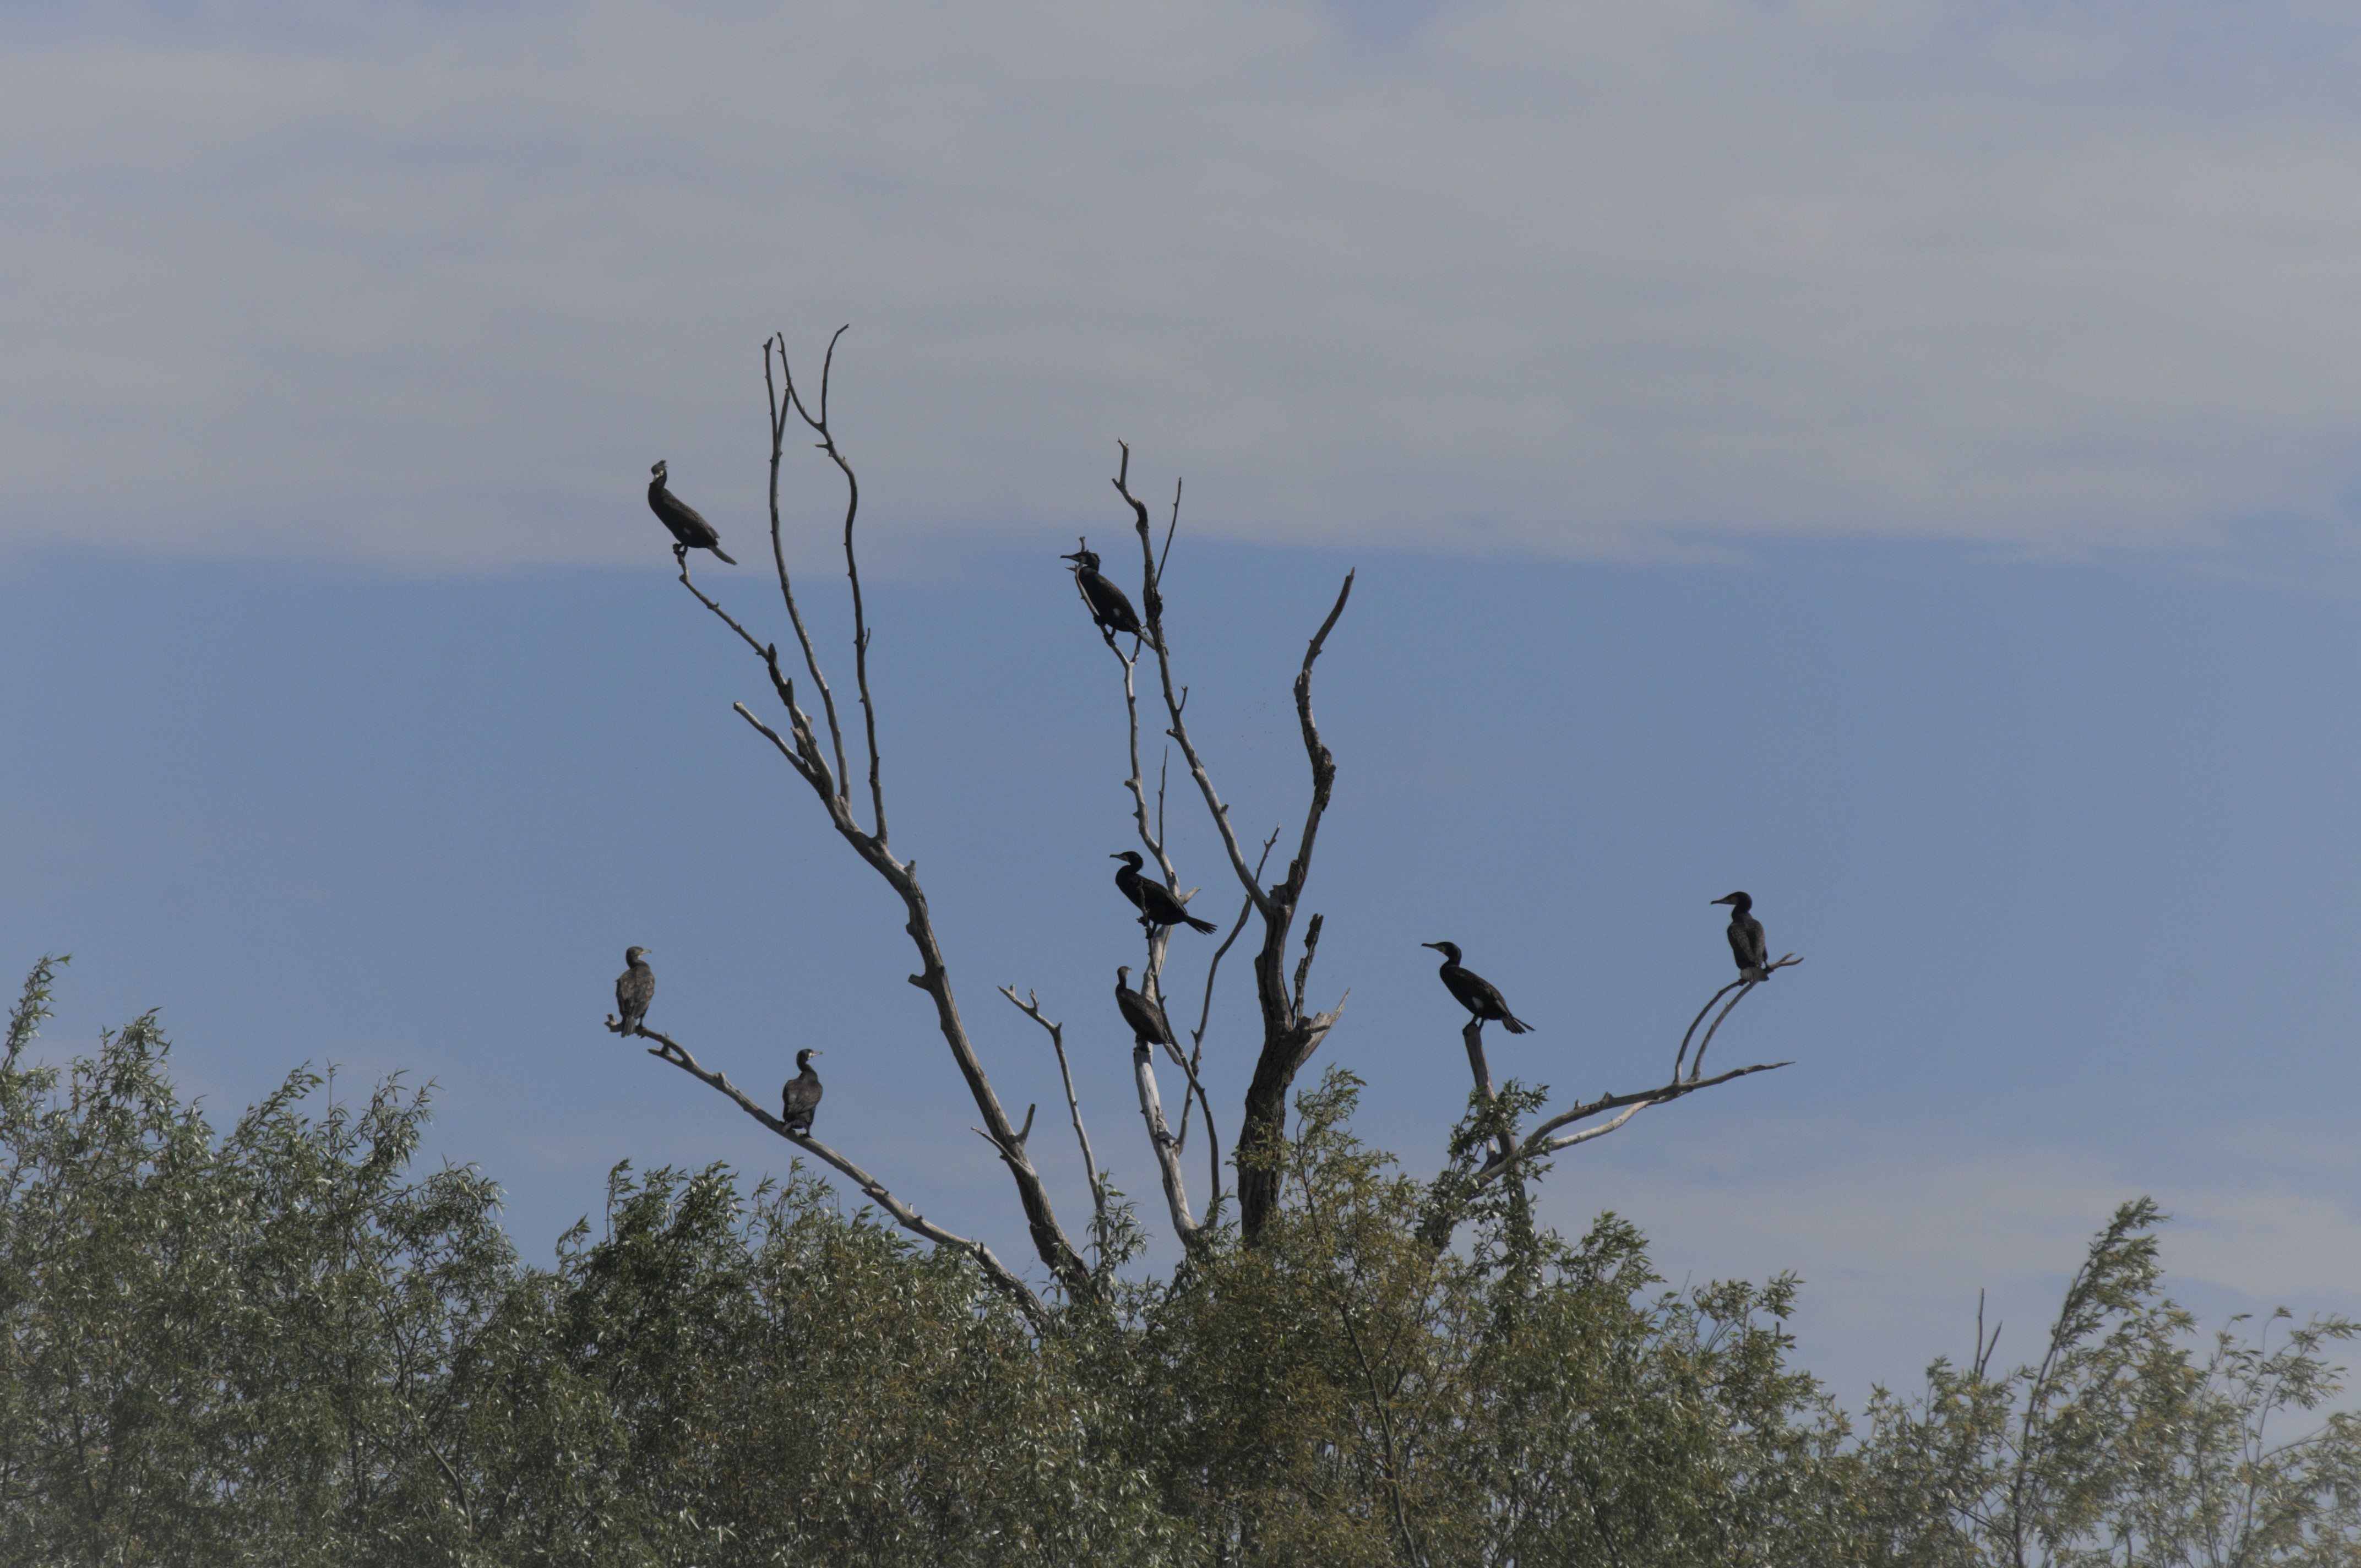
[[0, 957, 512, 1565], [1859, 1198, 2361, 1567], [4, 962, 2359, 1566]]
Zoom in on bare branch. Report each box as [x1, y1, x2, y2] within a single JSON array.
[[1178, 824, 1275, 1167], [1000, 986, 1111, 1264], [776, 326, 888, 843], [1133, 1042, 1201, 1245], [1291, 912, 1325, 1017], [628, 1023, 1048, 1328], [762, 335, 851, 802], [1172, 828, 1274, 1215], [1112, 444, 1359, 1242], [1459, 1019, 1516, 1165], [1672, 978, 1747, 1081], [1283, 571, 1356, 909], [1115, 448, 1267, 912], [656, 336, 1096, 1303], [1688, 954, 1799, 1080], [1468, 1059, 1794, 1190]]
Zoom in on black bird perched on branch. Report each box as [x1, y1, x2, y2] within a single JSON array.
[[1711, 891, 1770, 982], [1114, 965, 1177, 1049], [647, 460, 737, 564], [1422, 941, 1531, 1033], [1061, 542, 1144, 641], [614, 946, 654, 1035], [781, 1048, 823, 1134], [1112, 851, 1218, 934]]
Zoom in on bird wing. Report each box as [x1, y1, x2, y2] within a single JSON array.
[[651, 487, 721, 548], [1079, 569, 1141, 630], [1743, 914, 1769, 970], [1139, 880, 1193, 924], [1119, 988, 1176, 1046], [1140, 997, 1175, 1044], [1443, 966, 1511, 1020]]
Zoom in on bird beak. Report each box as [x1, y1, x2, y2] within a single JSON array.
[[1060, 551, 1084, 562], [1710, 896, 1733, 905], [1421, 942, 1444, 951], [1109, 852, 1125, 859]]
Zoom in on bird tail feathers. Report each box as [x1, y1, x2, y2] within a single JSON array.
[[1502, 1015, 1532, 1034], [1184, 913, 1218, 934], [712, 546, 738, 565]]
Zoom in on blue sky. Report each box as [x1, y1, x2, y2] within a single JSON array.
[[8, 0, 2361, 1407]]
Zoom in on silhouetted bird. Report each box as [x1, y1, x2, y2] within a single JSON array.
[[1112, 851, 1218, 934], [781, 1048, 823, 1134], [1422, 941, 1531, 1033], [1711, 891, 1770, 981], [615, 946, 654, 1035], [1114, 965, 1178, 1049], [648, 460, 737, 564], [1061, 542, 1144, 641]]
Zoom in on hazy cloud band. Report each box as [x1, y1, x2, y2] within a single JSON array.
[[8, 1, 2361, 567]]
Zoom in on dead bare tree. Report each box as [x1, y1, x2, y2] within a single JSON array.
[[618, 328, 1804, 1304]]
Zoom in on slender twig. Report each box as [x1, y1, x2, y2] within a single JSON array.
[[1671, 979, 1744, 1081], [1671, 954, 1794, 1076], [1467, 1059, 1794, 1189], [1156, 477, 1182, 587], [1284, 573, 1356, 912], [1687, 955, 1799, 1081], [1103, 619, 1185, 1012], [782, 327, 889, 843], [762, 335, 851, 799], [623, 1022, 1047, 1326], [678, 555, 828, 787], [1000, 987, 1110, 1264], [1177, 826, 1276, 1199]]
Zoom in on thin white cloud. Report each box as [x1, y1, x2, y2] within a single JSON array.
[[9, 1, 2361, 567]]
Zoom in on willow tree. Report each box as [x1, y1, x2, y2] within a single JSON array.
[[611, 329, 1796, 1322]]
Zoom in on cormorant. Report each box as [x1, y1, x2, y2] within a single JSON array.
[[1061, 543, 1144, 640], [647, 461, 738, 564], [615, 946, 654, 1035], [781, 1048, 823, 1135], [1711, 892, 1770, 981], [1114, 965, 1177, 1049], [1112, 851, 1218, 934], [1422, 941, 1531, 1033]]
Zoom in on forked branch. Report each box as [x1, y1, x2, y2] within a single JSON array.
[[1111, 443, 1356, 1242], [1674, 955, 1800, 1080], [999, 987, 1113, 1265], [654, 334, 1095, 1304]]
